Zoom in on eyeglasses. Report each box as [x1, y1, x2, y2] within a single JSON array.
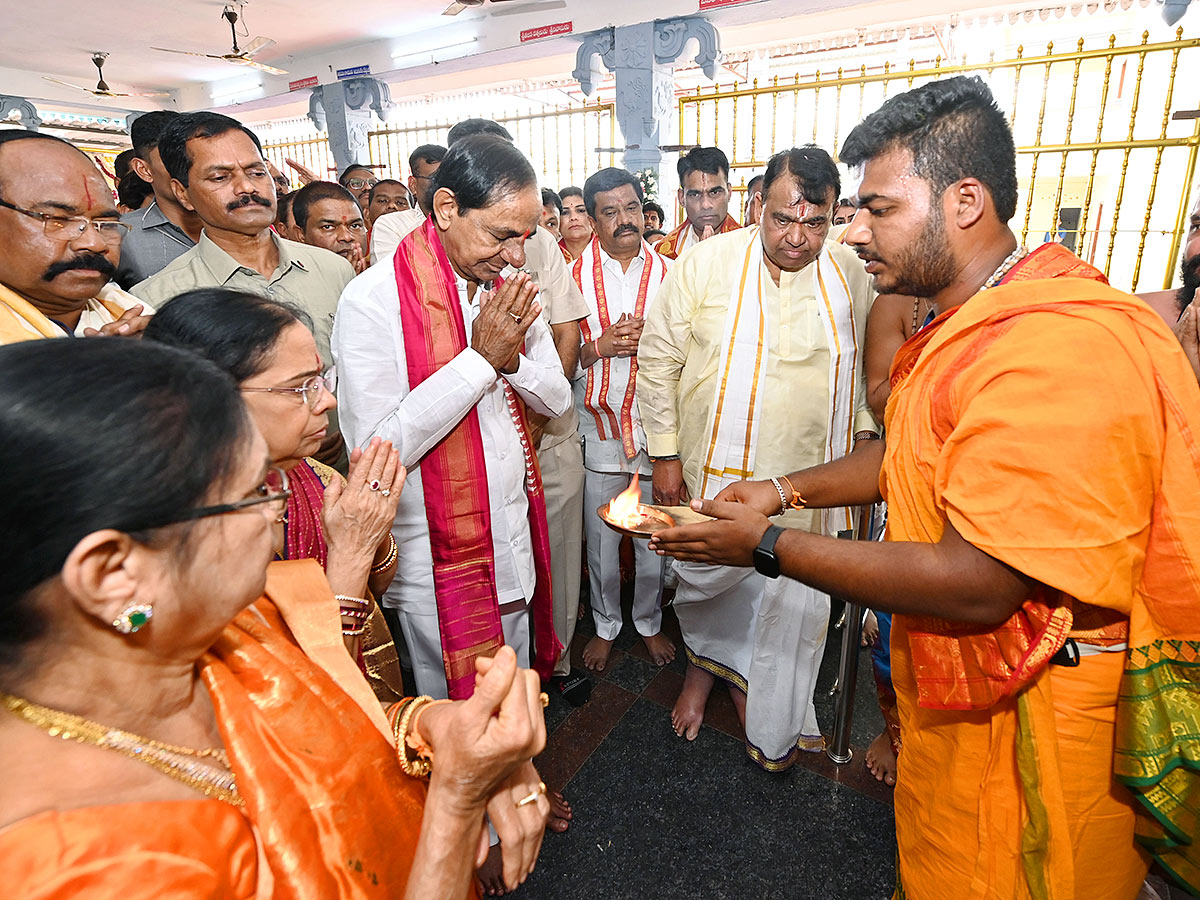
[[173, 467, 292, 524], [344, 177, 379, 191], [0, 198, 132, 243], [128, 466, 292, 532], [241, 374, 332, 411]]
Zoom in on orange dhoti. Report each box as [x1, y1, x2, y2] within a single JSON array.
[[883, 245, 1200, 899]]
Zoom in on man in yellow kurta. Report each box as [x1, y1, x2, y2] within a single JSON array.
[[650, 76, 1200, 899], [637, 146, 877, 768], [0, 131, 151, 344]]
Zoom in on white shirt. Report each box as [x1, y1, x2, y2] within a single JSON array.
[[574, 244, 670, 475], [332, 259, 573, 611], [369, 207, 427, 265]]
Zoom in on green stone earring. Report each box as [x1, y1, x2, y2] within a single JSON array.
[[112, 603, 154, 635]]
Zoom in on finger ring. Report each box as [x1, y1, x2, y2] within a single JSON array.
[[381, 488, 391, 497], [516, 782, 548, 807], [539, 692, 549, 708], [509, 312, 521, 322], [369, 480, 381, 491]]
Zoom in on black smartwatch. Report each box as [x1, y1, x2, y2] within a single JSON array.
[[753, 524, 785, 578]]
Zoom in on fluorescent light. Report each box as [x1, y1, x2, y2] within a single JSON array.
[[211, 82, 263, 106], [391, 38, 478, 60]]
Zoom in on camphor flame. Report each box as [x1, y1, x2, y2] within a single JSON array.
[[608, 474, 645, 528]]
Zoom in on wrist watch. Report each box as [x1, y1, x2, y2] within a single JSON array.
[[753, 524, 785, 578]]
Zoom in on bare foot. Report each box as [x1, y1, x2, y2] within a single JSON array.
[[477, 842, 506, 896], [671, 663, 714, 740], [728, 684, 747, 730], [582, 635, 615, 672], [642, 631, 676, 666], [548, 791, 572, 833], [861, 609, 879, 647], [865, 731, 897, 786]]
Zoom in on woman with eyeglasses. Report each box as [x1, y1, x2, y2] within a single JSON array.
[[143, 288, 406, 701], [0, 338, 550, 899]]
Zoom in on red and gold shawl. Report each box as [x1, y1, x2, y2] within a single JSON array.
[[654, 213, 741, 261], [393, 217, 560, 698]]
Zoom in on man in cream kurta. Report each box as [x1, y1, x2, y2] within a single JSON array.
[[637, 147, 877, 769]]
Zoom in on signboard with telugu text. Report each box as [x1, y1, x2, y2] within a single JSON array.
[[520, 21, 573, 43], [336, 64, 371, 80], [289, 76, 319, 91]]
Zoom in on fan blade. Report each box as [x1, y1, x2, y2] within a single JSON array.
[[243, 59, 288, 76], [42, 76, 94, 93], [242, 36, 275, 56], [489, 0, 567, 15], [131, 90, 172, 98], [151, 46, 226, 60], [442, 2, 468, 14]]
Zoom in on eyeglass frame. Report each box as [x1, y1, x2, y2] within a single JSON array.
[[0, 197, 132, 243], [126, 466, 292, 532], [343, 177, 379, 191], [240, 373, 333, 412]]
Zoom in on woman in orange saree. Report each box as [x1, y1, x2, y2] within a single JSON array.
[[0, 339, 550, 899]]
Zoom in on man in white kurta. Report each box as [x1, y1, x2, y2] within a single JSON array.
[[571, 168, 675, 671], [331, 140, 572, 699], [638, 147, 878, 769]]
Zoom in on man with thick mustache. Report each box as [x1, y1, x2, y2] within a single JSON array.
[[131, 112, 353, 372], [0, 130, 152, 343], [638, 146, 876, 766]]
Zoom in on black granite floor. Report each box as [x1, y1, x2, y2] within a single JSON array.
[[520, 588, 899, 899]]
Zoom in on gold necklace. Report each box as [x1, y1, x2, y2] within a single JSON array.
[[2, 693, 243, 807]]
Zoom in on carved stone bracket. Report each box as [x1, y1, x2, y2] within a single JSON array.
[[0, 95, 41, 131], [654, 16, 721, 80], [572, 30, 616, 97], [306, 76, 396, 173]]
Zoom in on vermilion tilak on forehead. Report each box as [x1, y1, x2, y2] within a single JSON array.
[[83, 175, 94, 208]]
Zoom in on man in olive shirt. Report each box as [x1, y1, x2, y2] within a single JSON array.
[[130, 112, 353, 371]]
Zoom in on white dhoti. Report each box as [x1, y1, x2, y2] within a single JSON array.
[[672, 562, 762, 689], [583, 470, 663, 640], [538, 435, 585, 676], [396, 602, 531, 700]]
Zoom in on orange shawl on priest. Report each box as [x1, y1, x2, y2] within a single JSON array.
[[883, 244, 1200, 898], [0, 561, 474, 900]]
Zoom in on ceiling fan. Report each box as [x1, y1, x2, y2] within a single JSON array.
[[43, 52, 169, 98], [152, 5, 287, 76], [443, 0, 567, 17]]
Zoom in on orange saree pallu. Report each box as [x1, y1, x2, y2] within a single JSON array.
[[654, 213, 741, 261], [883, 245, 1200, 899], [1, 561, 467, 899], [393, 217, 560, 698]]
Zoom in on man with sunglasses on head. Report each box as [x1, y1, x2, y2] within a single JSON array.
[[338, 163, 378, 209], [0, 130, 153, 342]]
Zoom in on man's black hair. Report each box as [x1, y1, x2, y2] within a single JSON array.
[[292, 181, 360, 230], [541, 188, 562, 214], [446, 118, 513, 146], [130, 110, 180, 159], [338, 163, 374, 184], [677, 147, 730, 183], [432, 134, 536, 212], [760, 146, 841, 208], [114, 149, 136, 180], [409, 144, 446, 171], [840, 75, 1018, 222], [746, 173, 764, 193], [157, 112, 264, 187], [582, 167, 643, 218], [117, 170, 154, 210], [642, 200, 665, 221]]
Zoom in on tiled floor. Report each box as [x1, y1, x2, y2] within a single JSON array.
[[521, 593, 900, 899]]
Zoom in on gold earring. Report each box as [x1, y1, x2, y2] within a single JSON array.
[[112, 603, 154, 634]]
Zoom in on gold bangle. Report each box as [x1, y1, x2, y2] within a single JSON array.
[[397, 696, 433, 778], [389, 697, 417, 747], [370, 534, 398, 574]]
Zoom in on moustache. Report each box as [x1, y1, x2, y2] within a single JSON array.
[[615, 225, 639, 236], [855, 250, 882, 263], [226, 194, 273, 212], [43, 253, 116, 281]]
